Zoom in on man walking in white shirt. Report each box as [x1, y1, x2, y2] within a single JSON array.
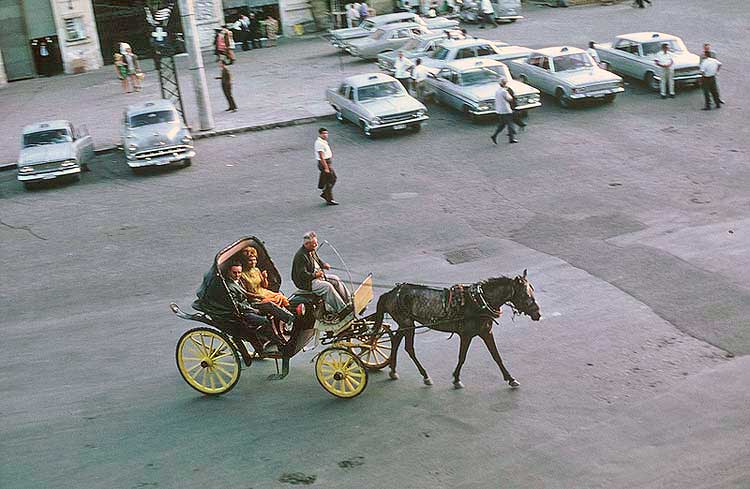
[[315, 128, 339, 205], [411, 58, 430, 100], [394, 51, 414, 92], [700, 51, 722, 110], [490, 78, 517, 144], [479, 0, 497, 29], [655, 43, 675, 99]]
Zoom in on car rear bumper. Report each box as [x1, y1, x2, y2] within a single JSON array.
[[127, 149, 195, 168], [17, 166, 80, 181]]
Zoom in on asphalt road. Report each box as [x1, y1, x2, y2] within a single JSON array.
[[2, 1, 750, 488]]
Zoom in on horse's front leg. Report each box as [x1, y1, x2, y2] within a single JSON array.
[[479, 329, 519, 388], [388, 329, 404, 380], [403, 325, 432, 385], [452, 334, 473, 389]]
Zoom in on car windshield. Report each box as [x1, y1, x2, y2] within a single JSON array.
[[129, 110, 177, 128], [432, 46, 450, 60], [460, 68, 501, 86], [23, 129, 72, 147], [358, 81, 404, 100], [361, 20, 376, 30], [553, 53, 593, 72], [641, 39, 685, 55], [369, 29, 386, 40]]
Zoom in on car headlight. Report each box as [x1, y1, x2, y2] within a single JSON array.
[[529, 94, 540, 103], [476, 104, 490, 111], [572, 87, 585, 94], [181, 135, 193, 144], [128, 144, 138, 152], [61, 159, 78, 167], [372, 117, 382, 125], [18, 166, 33, 173], [416, 110, 426, 117]]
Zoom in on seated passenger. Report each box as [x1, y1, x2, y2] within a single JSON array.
[[239, 246, 290, 308], [226, 261, 295, 326], [291, 231, 352, 319]]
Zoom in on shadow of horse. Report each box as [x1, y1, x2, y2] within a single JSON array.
[[373, 270, 541, 389]]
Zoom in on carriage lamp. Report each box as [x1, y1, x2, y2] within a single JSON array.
[[61, 159, 77, 167]]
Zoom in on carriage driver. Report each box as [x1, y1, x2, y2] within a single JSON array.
[[291, 231, 352, 319]]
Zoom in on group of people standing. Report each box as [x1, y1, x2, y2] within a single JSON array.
[[113, 42, 142, 94], [345, 2, 373, 28], [393, 52, 431, 100]]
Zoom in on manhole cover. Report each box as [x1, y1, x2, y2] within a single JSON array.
[[445, 247, 483, 264]]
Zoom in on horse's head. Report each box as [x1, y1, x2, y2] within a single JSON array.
[[510, 269, 541, 321]]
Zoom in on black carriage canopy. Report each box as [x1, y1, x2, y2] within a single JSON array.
[[194, 237, 283, 319]]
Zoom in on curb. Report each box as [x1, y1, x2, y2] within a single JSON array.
[[0, 112, 334, 172]]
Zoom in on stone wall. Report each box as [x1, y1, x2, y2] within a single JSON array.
[[50, 0, 103, 74]]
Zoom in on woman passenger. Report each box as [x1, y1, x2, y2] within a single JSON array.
[[239, 246, 290, 308]]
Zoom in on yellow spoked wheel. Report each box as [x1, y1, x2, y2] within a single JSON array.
[[176, 327, 241, 396], [349, 326, 393, 370], [315, 347, 368, 399]]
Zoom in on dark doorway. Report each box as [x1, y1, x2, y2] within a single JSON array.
[[93, 0, 153, 64], [30, 36, 63, 77]]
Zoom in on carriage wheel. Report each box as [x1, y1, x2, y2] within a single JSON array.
[[349, 326, 393, 370], [315, 347, 368, 399], [176, 327, 241, 396]]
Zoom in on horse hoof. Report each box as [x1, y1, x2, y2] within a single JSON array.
[[453, 381, 464, 389], [508, 379, 520, 388], [389, 371, 400, 380], [423, 377, 433, 386]]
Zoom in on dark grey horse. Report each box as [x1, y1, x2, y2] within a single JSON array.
[[373, 270, 541, 388]]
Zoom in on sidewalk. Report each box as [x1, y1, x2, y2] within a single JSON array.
[[0, 35, 374, 168]]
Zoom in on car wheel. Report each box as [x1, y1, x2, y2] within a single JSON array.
[[182, 158, 192, 167], [360, 120, 373, 138], [556, 89, 571, 108], [333, 106, 344, 122], [644, 72, 659, 91]]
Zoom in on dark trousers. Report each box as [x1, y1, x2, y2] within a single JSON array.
[[702, 76, 721, 108], [250, 34, 262, 48], [317, 159, 337, 202], [222, 83, 237, 110], [254, 301, 295, 324], [492, 113, 516, 141], [241, 30, 250, 50]]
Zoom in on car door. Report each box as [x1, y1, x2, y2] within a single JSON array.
[[518, 55, 546, 92], [431, 68, 453, 105], [611, 39, 640, 77], [342, 85, 357, 121], [444, 71, 465, 110]]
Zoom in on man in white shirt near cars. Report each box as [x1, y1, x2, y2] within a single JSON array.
[[655, 43, 675, 99], [315, 128, 339, 205], [700, 51, 722, 110], [490, 77, 518, 145], [479, 0, 497, 29], [394, 51, 415, 92], [411, 58, 430, 100]]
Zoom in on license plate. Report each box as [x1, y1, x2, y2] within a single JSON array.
[[393, 124, 407, 130]]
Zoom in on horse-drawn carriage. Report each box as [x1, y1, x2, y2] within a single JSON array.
[[170, 236, 393, 399]]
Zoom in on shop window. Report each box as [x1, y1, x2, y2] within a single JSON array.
[[64, 17, 87, 42]]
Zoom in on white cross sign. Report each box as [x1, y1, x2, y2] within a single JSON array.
[[151, 27, 168, 43]]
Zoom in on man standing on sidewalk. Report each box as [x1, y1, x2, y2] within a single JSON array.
[[216, 60, 238, 112], [655, 43, 675, 99], [700, 51, 722, 110], [315, 128, 339, 205], [490, 78, 517, 145]]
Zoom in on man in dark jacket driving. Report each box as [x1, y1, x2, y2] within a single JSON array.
[[291, 231, 352, 318]]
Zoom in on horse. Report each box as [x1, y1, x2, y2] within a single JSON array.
[[373, 270, 541, 389]]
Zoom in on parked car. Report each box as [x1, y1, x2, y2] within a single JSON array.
[[419, 39, 532, 70], [121, 99, 194, 172], [346, 23, 432, 60], [489, 0, 523, 22], [593, 32, 702, 90], [16, 120, 94, 189], [325, 73, 429, 137], [425, 59, 541, 118], [329, 11, 459, 48], [377, 31, 466, 74], [508, 46, 624, 107]]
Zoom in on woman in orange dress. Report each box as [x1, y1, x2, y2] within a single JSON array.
[[239, 246, 290, 308]]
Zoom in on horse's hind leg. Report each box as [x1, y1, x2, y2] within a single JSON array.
[[389, 329, 404, 380], [479, 330, 519, 387], [452, 334, 473, 389], [403, 324, 432, 385]]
